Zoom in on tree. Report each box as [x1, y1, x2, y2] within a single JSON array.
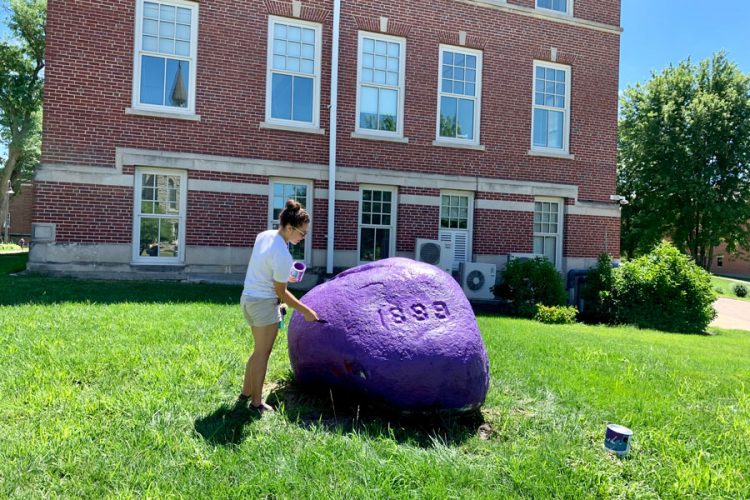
[[618, 52, 750, 269], [0, 0, 45, 243]]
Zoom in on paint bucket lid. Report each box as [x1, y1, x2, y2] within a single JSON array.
[[293, 261, 306, 271], [607, 423, 633, 435]]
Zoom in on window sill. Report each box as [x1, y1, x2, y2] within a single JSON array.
[[259, 121, 325, 135], [125, 107, 201, 121], [130, 261, 185, 268], [351, 132, 409, 144], [432, 140, 486, 151], [527, 149, 575, 160]]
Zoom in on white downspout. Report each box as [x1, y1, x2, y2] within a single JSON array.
[[326, 0, 341, 276]]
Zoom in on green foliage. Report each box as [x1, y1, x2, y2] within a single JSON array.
[[580, 253, 618, 324], [614, 242, 717, 333], [493, 257, 566, 317], [533, 304, 578, 324], [0, 243, 22, 252], [1, 0, 46, 242], [618, 52, 750, 268], [0, 251, 27, 273], [734, 284, 748, 298]]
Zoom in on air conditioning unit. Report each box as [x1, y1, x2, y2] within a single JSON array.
[[459, 262, 497, 300], [415, 238, 454, 275]]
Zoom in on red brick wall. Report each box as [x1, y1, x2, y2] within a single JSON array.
[[9, 184, 33, 236], [40, 0, 621, 258], [564, 214, 620, 258], [397, 205, 441, 252], [710, 242, 750, 278]]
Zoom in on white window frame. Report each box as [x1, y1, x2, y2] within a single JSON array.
[[132, 167, 188, 265], [357, 185, 398, 264], [438, 190, 474, 269], [132, 0, 199, 115], [267, 178, 313, 266], [435, 45, 483, 146], [354, 32, 407, 139], [265, 16, 323, 130], [535, 0, 573, 16], [531, 61, 572, 154], [533, 197, 564, 270]]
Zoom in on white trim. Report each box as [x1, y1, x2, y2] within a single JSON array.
[[265, 16, 323, 129], [357, 184, 398, 264], [453, 0, 621, 34], [125, 107, 201, 121], [259, 121, 325, 135], [439, 190, 474, 264], [435, 44, 483, 146], [533, 196, 564, 270], [536, 0, 573, 17], [268, 178, 314, 265], [433, 140, 485, 151], [132, 0, 199, 115], [131, 167, 188, 265], [354, 31, 407, 139], [531, 60, 572, 155], [527, 149, 574, 160], [475, 199, 535, 212], [351, 132, 409, 144]]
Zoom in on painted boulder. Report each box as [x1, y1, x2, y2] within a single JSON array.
[[287, 257, 490, 411]]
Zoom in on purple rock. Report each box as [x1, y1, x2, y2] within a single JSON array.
[[287, 257, 490, 411]]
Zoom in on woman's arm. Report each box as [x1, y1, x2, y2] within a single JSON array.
[[273, 281, 319, 322]]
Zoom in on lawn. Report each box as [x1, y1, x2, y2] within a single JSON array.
[[1, 274, 748, 497], [712, 274, 750, 301]]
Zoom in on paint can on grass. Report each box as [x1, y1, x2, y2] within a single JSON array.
[[604, 423, 633, 457], [290, 261, 306, 282]]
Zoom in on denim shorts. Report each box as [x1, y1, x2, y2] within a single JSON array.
[[240, 296, 281, 328]]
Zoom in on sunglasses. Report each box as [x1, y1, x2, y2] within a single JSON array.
[[291, 226, 307, 238]]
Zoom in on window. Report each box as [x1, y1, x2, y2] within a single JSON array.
[[436, 46, 482, 145], [133, 169, 187, 264], [358, 187, 397, 262], [355, 32, 405, 137], [269, 180, 312, 263], [133, 0, 198, 113], [439, 192, 473, 269], [533, 199, 562, 267], [717, 255, 724, 267], [531, 62, 571, 153], [266, 17, 322, 128], [536, 0, 572, 15]]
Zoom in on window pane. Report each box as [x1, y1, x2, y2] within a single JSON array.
[[533, 236, 544, 255], [166, 59, 189, 108], [360, 228, 375, 261], [144, 2, 159, 18], [533, 108, 548, 147], [544, 236, 556, 263], [376, 228, 390, 259], [457, 99, 474, 140], [379, 88, 398, 131], [360, 86, 378, 130], [140, 218, 160, 257], [292, 76, 313, 122], [159, 219, 179, 257], [548, 110, 564, 149], [271, 73, 292, 120], [439, 96, 457, 137], [176, 7, 191, 25], [140, 55, 165, 105]]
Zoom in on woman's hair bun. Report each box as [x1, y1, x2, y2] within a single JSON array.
[[285, 199, 301, 212]]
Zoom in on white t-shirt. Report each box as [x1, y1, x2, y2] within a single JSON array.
[[241, 230, 293, 299]]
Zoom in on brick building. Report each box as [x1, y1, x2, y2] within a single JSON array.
[[711, 243, 750, 279], [31, 0, 622, 285]]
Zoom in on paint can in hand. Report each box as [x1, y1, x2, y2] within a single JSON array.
[[290, 261, 306, 282], [604, 423, 633, 457]]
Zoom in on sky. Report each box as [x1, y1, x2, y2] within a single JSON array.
[[619, 0, 750, 92], [1, 1, 750, 159]]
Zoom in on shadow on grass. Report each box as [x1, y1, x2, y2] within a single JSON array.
[[0, 273, 243, 306], [266, 378, 487, 448], [193, 401, 262, 445]]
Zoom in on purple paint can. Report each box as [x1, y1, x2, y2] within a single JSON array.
[[290, 261, 306, 282], [604, 423, 633, 457]]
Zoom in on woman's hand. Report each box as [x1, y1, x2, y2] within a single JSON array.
[[302, 308, 319, 322]]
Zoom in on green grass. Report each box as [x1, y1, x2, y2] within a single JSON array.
[[1, 274, 748, 497], [712, 274, 750, 301]]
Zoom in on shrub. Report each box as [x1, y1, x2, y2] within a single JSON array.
[[614, 242, 716, 333], [534, 304, 578, 324], [734, 284, 748, 298], [580, 253, 618, 324], [493, 257, 566, 317], [0, 244, 22, 253]]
